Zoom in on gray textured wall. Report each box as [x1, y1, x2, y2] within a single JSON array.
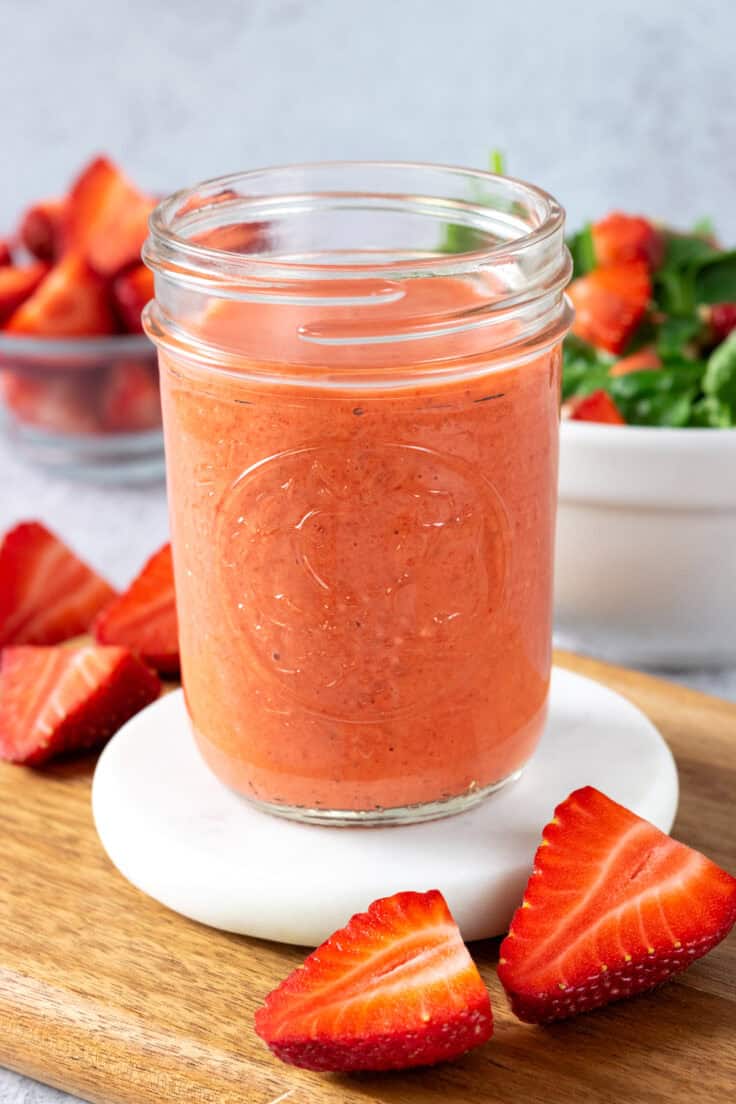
[[3, 0, 736, 239]]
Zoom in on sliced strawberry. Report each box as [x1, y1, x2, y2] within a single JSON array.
[[18, 198, 66, 262], [609, 347, 662, 377], [0, 262, 49, 325], [98, 359, 161, 433], [65, 156, 155, 277], [498, 787, 736, 1024], [592, 212, 664, 269], [5, 253, 116, 336], [567, 389, 626, 424], [111, 264, 154, 333], [0, 644, 160, 765], [709, 303, 736, 344], [0, 238, 12, 266], [93, 544, 178, 675], [0, 370, 101, 435], [255, 889, 493, 1072], [0, 521, 115, 647], [568, 261, 651, 354]]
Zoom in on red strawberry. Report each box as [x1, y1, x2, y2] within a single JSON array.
[[498, 787, 736, 1024], [0, 521, 116, 647], [98, 359, 161, 432], [255, 890, 493, 1072], [65, 156, 155, 277], [709, 303, 736, 344], [111, 264, 154, 333], [609, 347, 662, 377], [567, 389, 626, 425], [0, 370, 100, 435], [5, 253, 116, 336], [568, 261, 651, 354], [0, 643, 160, 765], [592, 212, 663, 269], [0, 262, 49, 325], [0, 238, 12, 266], [93, 544, 179, 675], [18, 198, 66, 262]]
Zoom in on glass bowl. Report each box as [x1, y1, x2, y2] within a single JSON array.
[[0, 331, 164, 482]]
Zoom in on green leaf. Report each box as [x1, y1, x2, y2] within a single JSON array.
[[489, 149, 506, 175], [627, 392, 694, 427], [694, 251, 736, 304], [692, 216, 715, 238], [656, 316, 702, 358], [689, 396, 733, 427], [438, 222, 486, 254], [662, 232, 719, 270], [561, 336, 611, 400], [703, 332, 736, 415], [567, 224, 596, 278]]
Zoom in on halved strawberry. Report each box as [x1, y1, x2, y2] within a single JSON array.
[[0, 238, 12, 266], [255, 890, 493, 1072], [568, 261, 651, 354], [498, 787, 736, 1024], [609, 347, 662, 377], [93, 544, 178, 675], [0, 644, 160, 765], [98, 359, 161, 433], [65, 156, 155, 277], [567, 389, 626, 424], [0, 370, 101, 436], [18, 198, 66, 262], [111, 264, 154, 333], [708, 303, 736, 344], [0, 521, 116, 647], [592, 213, 663, 270], [5, 253, 116, 336], [0, 262, 49, 325]]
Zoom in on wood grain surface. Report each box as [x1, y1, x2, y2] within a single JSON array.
[[0, 651, 734, 1104]]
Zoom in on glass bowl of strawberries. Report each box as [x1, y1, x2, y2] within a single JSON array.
[[0, 157, 163, 481]]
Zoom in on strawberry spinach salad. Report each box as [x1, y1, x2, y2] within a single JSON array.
[[564, 212, 736, 427]]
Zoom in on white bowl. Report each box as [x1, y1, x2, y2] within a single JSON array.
[[555, 422, 736, 668]]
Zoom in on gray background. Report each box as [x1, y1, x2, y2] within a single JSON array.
[[1, 1, 735, 1101]]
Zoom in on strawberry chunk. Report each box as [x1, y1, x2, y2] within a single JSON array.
[[65, 156, 155, 277], [5, 253, 116, 336], [0, 239, 12, 266], [609, 347, 662, 377], [0, 263, 49, 325], [0, 521, 116, 647], [0, 644, 160, 765], [592, 212, 663, 269], [93, 544, 178, 675], [98, 359, 161, 433], [568, 261, 651, 354], [255, 889, 493, 1072], [111, 264, 154, 333], [18, 198, 66, 262], [1, 370, 101, 436], [567, 389, 626, 424], [709, 303, 736, 344], [498, 787, 736, 1024]]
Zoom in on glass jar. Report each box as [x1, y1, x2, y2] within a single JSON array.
[[144, 162, 572, 825]]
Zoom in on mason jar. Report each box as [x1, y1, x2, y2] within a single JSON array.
[[143, 162, 571, 825]]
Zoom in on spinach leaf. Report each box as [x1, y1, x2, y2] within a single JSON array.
[[662, 232, 718, 270], [609, 360, 704, 426], [568, 223, 596, 278], [656, 316, 702, 358], [694, 251, 736, 304], [689, 396, 733, 428], [703, 332, 736, 416], [562, 336, 611, 400]]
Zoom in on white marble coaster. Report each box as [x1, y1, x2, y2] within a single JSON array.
[[92, 667, 678, 946]]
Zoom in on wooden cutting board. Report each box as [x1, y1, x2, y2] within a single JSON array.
[[0, 651, 734, 1104]]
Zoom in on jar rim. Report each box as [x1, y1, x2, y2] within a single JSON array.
[[145, 159, 566, 284]]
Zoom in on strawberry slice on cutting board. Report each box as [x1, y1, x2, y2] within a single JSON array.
[[0, 644, 160, 765], [568, 261, 651, 354], [498, 787, 736, 1024], [0, 521, 116, 647], [93, 543, 179, 676], [256, 889, 493, 1072]]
